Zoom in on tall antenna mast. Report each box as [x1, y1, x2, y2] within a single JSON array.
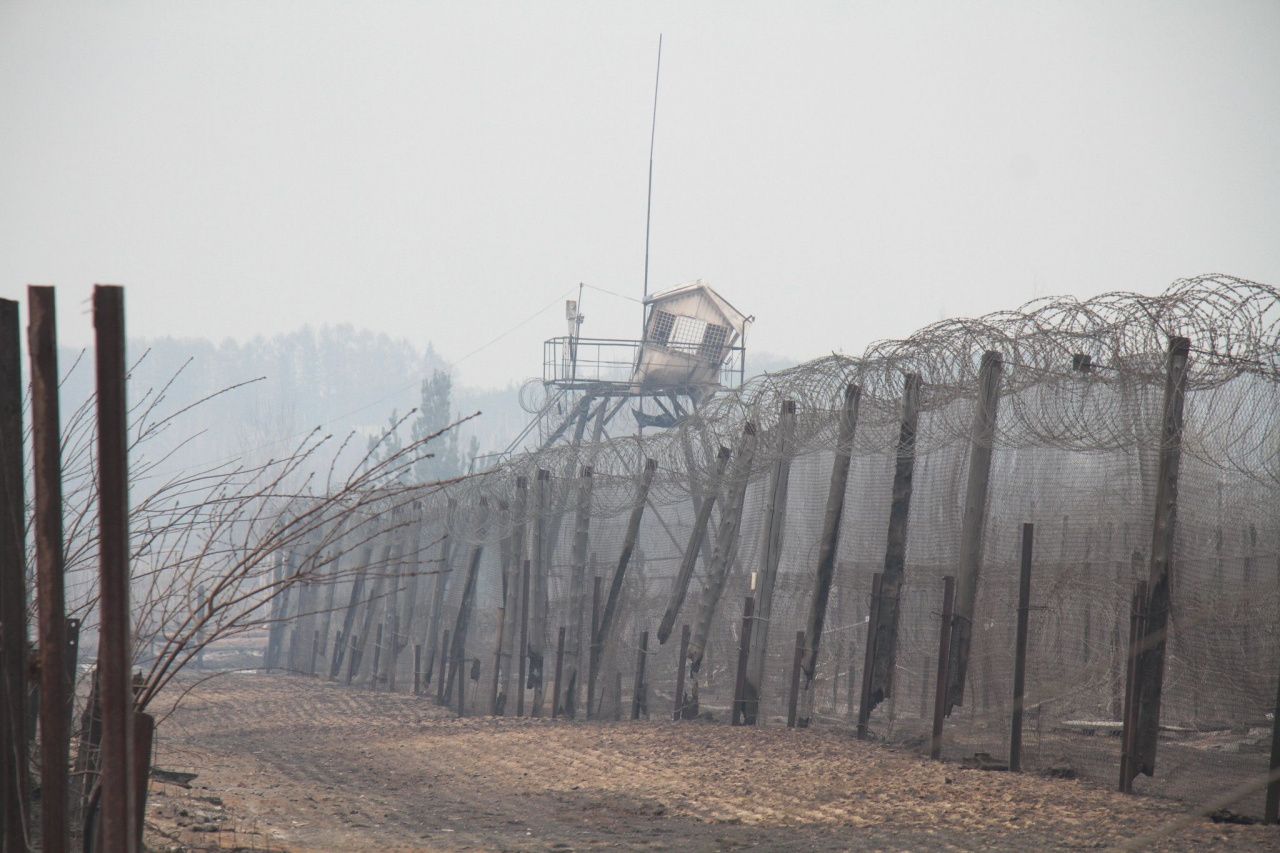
[[642, 34, 663, 319]]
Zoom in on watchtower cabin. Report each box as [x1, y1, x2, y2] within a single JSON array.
[[493, 281, 749, 459]]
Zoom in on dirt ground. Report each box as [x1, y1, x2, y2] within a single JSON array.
[[144, 673, 1280, 852]]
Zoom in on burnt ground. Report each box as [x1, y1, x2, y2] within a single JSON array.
[[144, 673, 1280, 852]]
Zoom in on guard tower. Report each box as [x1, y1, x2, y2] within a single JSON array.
[[501, 281, 750, 456]]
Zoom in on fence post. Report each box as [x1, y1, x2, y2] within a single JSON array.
[[1132, 336, 1191, 779], [0, 298, 28, 851], [446, 499, 488, 712], [930, 576, 956, 760], [1119, 579, 1148, 793], [29, 286, 71, 853], [674, 624, 691, 721], [331, 544, 373, 680], [436, 629, 451, 704], [1010, 523, 1034, 772], [732, 596, 756, 726], [799, 384, 861, 727], [489, 608, 506, 714], [689, 423, 757, 677], [529, 470, 552, 716], [587, 575, 602, 719], [371, 623, 384, 685], [856, 573, 884, 740], [500, 480, 528, 714], [424, 498, 459, 689], [787, 631, 804, 728], [562, 466, 593, 719], [659, 447, 732, 644], [591, 459, 657, 716], [947, 351, 1002, 714], [1265, 658, 1280, 823], [631, 631, 649, 720], [866, 373, 921, 718], [414, 644, 422, 697], [746, 402, 797, 721], [552, 626, 566, 719], [517, 560, 531, 716], [94, 285, 137, 850]]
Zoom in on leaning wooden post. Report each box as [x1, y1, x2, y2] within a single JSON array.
[[414, 644, 423, 696], [946, 351, 1003, 714], [673, 624, 691, 721], [516, 560, 531, 717], [94, 285, 137, 850], [799, 383, 862, 726], [1009, 523, 1034, 772], [1131, 336, 1190, 780], [1265, 657, 1280, 823], [424, 498, 459, 688], [786, 631, 804, 729], [0, 298, 28, 851], [489, 606, 507, 714], [562, 466, 593, 719], [436, 628, 451, 704], [689, 423, 758, 678], [856, 573, 884, 740], [552, 626, 566, 719], [659, 446, 732, 644], [631, 631, 649, 720], [745, 402, 797, 722], [732, 596, 756, 726], [591, 459, 658, 716], [865, 373, 922, 718], [446, 499, 489, 713], [587, 574, 602, 719], [529, 469, 552, 716], [498, 479, 528, 714], [1119, 579, 1148, 793], [28, 286, 71, 853], [930, 576, 956, 760], [330, 543, 375, 679]]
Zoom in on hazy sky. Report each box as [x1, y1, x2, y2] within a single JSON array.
[[2, 1, 1278, 389]]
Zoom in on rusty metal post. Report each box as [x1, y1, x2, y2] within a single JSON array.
[[930, 576, 955, 760], [0, 298, 28, 852], [517, 560, 530, 717], [1010, 523, 1034, 772], [587, 575, 602, 719], [732, 596, 756, 726], [631, 631, 648, 720], [552, 626, 566, 719], [673, 624, 690, 721], [95, 285, 137, 850], [787, 630, 804, 728], [29, 286, 70, 852], [856, 573, 884, 740]]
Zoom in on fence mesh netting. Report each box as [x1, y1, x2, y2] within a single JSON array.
[[271, 274, 1280, 816]]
